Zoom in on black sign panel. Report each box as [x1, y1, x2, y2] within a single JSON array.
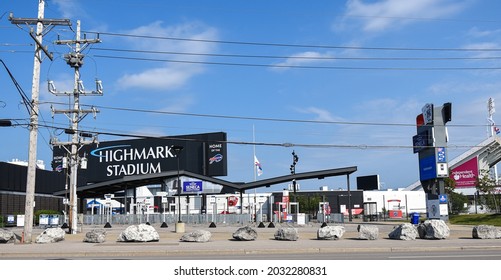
[[53, 132, 227, 185], [413, 127, 433, 153]]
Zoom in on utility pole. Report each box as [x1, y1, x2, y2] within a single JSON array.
[[50, 20, 102, 234], [9, 1, 71, 243]]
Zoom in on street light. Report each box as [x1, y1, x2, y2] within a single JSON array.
[[171, 145, 184, 223]]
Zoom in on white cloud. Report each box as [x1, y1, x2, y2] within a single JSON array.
[[295, 106, 344, 122], [272, 51, 335, 71], [51, 0, 83, 19], [467, 27, 501, 38], [342, 0, 468, 33], [272, 51, 335, 69], [118, 65, 201, 90], [117, 21, 218, 91]]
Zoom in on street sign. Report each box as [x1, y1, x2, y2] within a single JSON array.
[[437, 147, 446, 163], [439, 194, 448, 204]]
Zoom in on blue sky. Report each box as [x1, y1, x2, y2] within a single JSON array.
[[1, 0, 501, 192]]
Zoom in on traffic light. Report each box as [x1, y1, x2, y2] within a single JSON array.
[[290, 150, 299, 174], [442, 102, 452, 124]]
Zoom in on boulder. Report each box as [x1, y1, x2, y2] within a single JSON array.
[[317, 225, 345, 240], [180, 230, 212, 242], [472, 225, 501, 239], [357, 224, 379, 240], [0, 228, 15, 244], [388, 223, 418, 240], [83, 229, 107, 243], [417, 220, 450, 239], [274, 228, 299, 241], [117, 224, 159, 242], [232, 226, 258, 241], [35, 227, 65, 244]]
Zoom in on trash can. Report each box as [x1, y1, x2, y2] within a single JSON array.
[[411, 212, 420, 224]]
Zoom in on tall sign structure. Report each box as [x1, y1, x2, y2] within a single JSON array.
[[9, 1, 71, 243], [413, 102, 452, 220], [50, 20, 102, 234]]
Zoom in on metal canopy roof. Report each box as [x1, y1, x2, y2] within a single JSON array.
[[54, 166, 357, 198]]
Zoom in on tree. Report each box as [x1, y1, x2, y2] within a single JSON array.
[[444, 176, 468, 214], [290, 194, 322, 217], [475, 169, 500, 213]]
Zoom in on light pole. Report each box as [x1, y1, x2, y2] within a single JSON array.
[[171, 145, 184, 232]]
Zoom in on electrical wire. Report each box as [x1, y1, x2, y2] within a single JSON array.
[[85, 30, 501, 52], [0, 59, 34, 114], [41, 101, 487, 129], [92, 47, 501, 61], [92, 54, 501, 71], [29, 120, 487, 151]]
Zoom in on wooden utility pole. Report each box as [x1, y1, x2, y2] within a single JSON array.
[[9, 0, 70, 243], [51, 20, 102, 234]]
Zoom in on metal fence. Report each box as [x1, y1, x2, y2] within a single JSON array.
[[32, 213, 347, 227], [79, 213, 254, 226]]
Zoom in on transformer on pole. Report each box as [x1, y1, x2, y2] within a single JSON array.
[[49, 20, 102, 234]]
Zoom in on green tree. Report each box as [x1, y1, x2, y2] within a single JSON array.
[[445, 176, 468, 214], [475, 169, 500, 213], [290, 194, 322, 217]]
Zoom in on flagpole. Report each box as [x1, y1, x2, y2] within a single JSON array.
[[253, 125, 257, 222], [253, 125, 257, 181]]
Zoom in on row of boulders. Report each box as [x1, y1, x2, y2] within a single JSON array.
[[387, 220, 501, 240], [389, 220, 451, 240], [2, 221, 501, 244], [0, 227, 67, 244]]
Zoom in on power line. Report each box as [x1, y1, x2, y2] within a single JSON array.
[[92, 54, 501, 71], [41, 101, 488, 128], [18, 120, 489, 152], [85, 30, 501, 52], [92, 47, 501, 61]]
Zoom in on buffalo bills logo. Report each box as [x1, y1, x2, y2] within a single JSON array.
[[209, 154, 223, 164]]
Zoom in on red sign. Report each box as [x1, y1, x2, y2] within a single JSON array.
[[227, 196, 238, 206], [450, 157, 478, 188]]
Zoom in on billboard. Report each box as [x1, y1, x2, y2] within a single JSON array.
[[356, 175, 380, 190], [450, 156, 478, 188], [53, 132, 227, 185]]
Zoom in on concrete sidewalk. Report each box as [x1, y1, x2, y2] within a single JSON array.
[[2, 222, 501, 259]]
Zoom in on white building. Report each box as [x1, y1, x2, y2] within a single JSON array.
[[363, 189, 427, 217]]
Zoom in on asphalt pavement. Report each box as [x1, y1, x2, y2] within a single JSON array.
[[1, 220, 501, 259]]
